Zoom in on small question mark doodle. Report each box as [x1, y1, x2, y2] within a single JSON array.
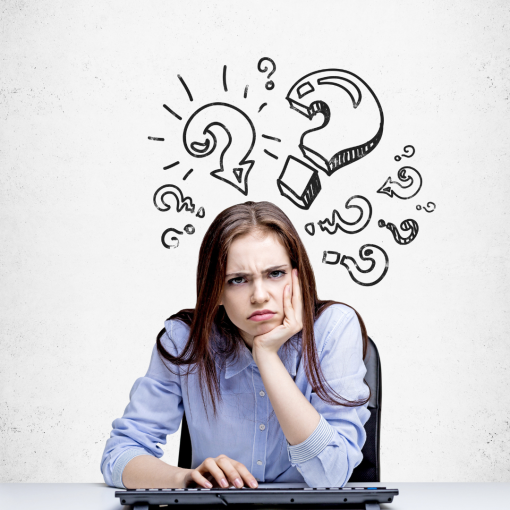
[[304, 222, 315, 236], [183, 103, 256, 195], [322, 244, 389, 286], [257, 57, 276, 90], [416, 202, 436, 213], [153, 184, 197, 213], [317, 196, 372, 235], [378, 218, 419, 245], [394, 145, 415, 162], [377, 166, 422, 200], [161, 224, 195, 249]]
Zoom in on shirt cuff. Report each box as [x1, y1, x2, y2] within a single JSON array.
[[113, 447, 153, 489], [287, 414, 336, 465]]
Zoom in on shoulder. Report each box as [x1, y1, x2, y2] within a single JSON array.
[[313, 303, 360, 355], [160, 317, 191, 356]]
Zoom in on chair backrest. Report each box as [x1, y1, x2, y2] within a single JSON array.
[[178, 336, 381, 483]]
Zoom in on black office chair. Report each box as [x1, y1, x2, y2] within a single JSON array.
[[178, 336, 381, 483]]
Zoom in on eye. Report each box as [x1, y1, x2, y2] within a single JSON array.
[[269, 270, 286, 279], [227, 276, 246, 286]]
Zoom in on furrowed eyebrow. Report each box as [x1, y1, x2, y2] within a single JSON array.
[[225, 264, 289, 279]]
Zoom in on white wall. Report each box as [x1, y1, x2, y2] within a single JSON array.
[[1, 0, 509, 483]]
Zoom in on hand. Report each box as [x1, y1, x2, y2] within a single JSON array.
[[182, 454, 258, 489], [252, 269, 303, 357]]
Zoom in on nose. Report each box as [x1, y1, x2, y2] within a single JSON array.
[[251, 278, 269, 304]]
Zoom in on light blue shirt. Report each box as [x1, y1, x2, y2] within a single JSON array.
[[100, 303, 370, 488]]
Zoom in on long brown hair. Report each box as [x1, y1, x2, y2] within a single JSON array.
[[157, 201, 371, 418]]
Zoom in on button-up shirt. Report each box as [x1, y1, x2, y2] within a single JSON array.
[[100, 304, 370, 488]]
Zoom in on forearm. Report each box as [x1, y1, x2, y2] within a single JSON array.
[[122, 455, 190, 489], [254, 349, 320, 446]]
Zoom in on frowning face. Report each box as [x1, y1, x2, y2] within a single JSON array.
[[219, 231, 292, 350]]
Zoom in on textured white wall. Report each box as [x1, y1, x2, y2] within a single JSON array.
[[1, 0, 509, 483]]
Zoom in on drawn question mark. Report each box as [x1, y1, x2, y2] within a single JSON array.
[[161, 224, 195, 249], [257, 57, 276, 90], [183, 102, 256, 196], [394, 145, 415, 161], [416, 202, 436, 212], [378, 219, 419, 245], [322, 244, 389, 286], [277, 69, 384, 209]]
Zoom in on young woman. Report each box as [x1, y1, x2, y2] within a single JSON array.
[[100, 201, 371, 490]]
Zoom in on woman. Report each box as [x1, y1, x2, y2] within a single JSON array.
[[100, 201, 371, 490]]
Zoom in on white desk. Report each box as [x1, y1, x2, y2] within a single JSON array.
[[1, 482, 508, 509]]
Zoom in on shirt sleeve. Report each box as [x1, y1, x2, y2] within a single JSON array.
[[99, 319, 186, 488], [286, 306, 371, 487]]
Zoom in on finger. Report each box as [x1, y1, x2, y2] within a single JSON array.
[[216, 456, 246, 488], [292, 269, 303, 321], [190, 469, 214, 489], [283, 282, 294, 317], [201, 457, 229, 488], [233, 462, 259, 489]]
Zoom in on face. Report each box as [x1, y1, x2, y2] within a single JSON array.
[[219, 230, 293, 349]]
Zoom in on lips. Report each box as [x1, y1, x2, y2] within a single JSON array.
[[248, 309, 276, 321]]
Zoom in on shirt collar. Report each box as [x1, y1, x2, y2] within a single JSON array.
[[221, 333, 301, 379]]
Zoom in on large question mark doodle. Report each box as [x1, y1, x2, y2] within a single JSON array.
[[161, 224, 195, 249], [377, 166, 422, 200], [394, 145, 415, 161], [416, 202, 436, 212], [322, 244, 389, 286], [183, 103, 256, 195], [257, 57, 276, 90], [153, 184, 205, 217], [277, 155, 321, 210], [286, 69, 384, 176], [378, 219, 419, 245], [316, 195, 372, 235]]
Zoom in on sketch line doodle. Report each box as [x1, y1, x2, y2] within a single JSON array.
[[377, 166, 422, 199], [163, 104, 182, 121], [161, 224, 196, 249], [286, 69, 384, 176], [183, 169, 193, 180], [153, 184, 196, 213], [395, 145, 415, 161], [262, 134, 281, 142], [277, 155, 321, 210], [264, 149, 278, 160], [417, 202, 436, 212], [258, 103, 267, 112], [148, 137, 164, 141], [244, 85, 249, 98], [317, 196, 372, 235], [161, 229, 181, 249], [196, 206, 205, 218], [322, 244, 389, 286], [257, 57, 276, 90], [223, 65, 228, 92], [305, 222, 315, 236], [163, 161, 180, 170], [378, 219, 419, 245], [177, 74, 193, 102], [183, 102, 256, 195]]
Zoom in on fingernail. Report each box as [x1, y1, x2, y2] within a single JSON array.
[[250, 480, 258, 488], [220, 478, 228, 488], [205, 481, 213, 488], [234, 478, 243, 488]]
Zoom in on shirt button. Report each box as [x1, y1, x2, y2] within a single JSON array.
[[257, 460, 263, 465], [259, 391, 265, 397], [259, 424, 266, 431]]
